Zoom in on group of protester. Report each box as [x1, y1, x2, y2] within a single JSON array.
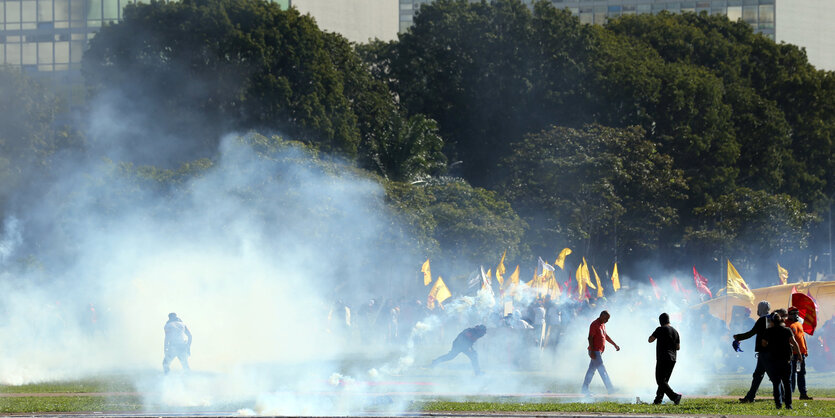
[[425, 300, 815, 409], [733, 301, 813, 409], [160, 292, 826, 409]]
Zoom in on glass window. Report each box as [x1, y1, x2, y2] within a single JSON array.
[[742, 5, 757, 23], [0, 45, 5, 65], [579, 11, 593, 24], [637, 4, 652, 13], [22, 0, 37, 22], [666, 3, 681, 13], [759, 4, 774, 28], [711, 7, 725, 15], [88, 0, 102, 19], [568, 7, 579, 15], [400, 3, 413, 10], [38, 0, 53, 21], [696, 1, 710, 7], [38, 42, 53, 64], [54, 0, 69, 23], [608, 5, 622, 12], [103, 0, 119, 20], [0, 4, 4, 24], [55, 41, 70, 63], [7, 44, 22, 66], [70, 40, 84, 63], [22, 42, 37, 65], [7, 1, 22, 23], [727, 5, 742, 21], [594, 6, 606, 24], [70, 0, 83, 21]]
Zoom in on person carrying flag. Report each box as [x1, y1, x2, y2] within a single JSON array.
[[786, 306, 813, 400]]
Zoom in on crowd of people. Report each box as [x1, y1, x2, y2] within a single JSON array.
[[154, 281, 833, 408]]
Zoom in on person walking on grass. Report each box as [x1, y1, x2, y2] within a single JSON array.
[[648, 313, 682, 405], [733, 300, 771, 403], [581, 310, 620, 395], [786, 306, 813, 400], [163, 312, 192, 374], [762, 310, 800, 410]]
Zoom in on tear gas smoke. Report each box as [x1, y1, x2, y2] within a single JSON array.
[[0, 87, 829, 416]]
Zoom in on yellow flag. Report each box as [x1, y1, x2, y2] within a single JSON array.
[[547, 275, 561, 299], [421, 259, 431, 286], [777, 263, 788, 285], [612, 263, 621, 292], [576, 263, 586, 298], [428, 276, 452, 309], [555, 248, 572, 269], [496, 251, 506, 286], [582, 257, 596, 290], [509, 265, 520, 286], [726, 260, 755, 303], [592, 265, 604, 298]]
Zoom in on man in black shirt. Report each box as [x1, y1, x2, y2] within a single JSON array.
[[649, 313, 682, 405], [733, 300, 771, 403], [762, 311, 800, 410], [430, 325, 487, 375]]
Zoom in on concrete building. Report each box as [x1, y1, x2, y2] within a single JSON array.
[[398, 0, 835, 71], [291, 0, 398, 43], [0, 0, 395, 77]]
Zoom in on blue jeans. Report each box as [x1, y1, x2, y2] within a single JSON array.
[[790, 354, 807, 396], [582, 350, 613, 393]]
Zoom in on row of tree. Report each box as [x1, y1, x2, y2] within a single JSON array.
[[2, 0, 833, 287]]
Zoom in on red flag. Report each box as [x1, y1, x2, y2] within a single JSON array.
[[791, 289, 818, 335], [693, 266, 712, 298], [648, 276, 661, 300], [564, 275, 573, 299]]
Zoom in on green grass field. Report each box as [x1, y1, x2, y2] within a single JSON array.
[[3, 373, 835, 415]]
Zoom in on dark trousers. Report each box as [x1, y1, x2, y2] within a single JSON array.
[[654, 359, 677, 402], [790, 354, 807, 396], [743, 352, 769, 401], [431, 341, 480, 374], [766, 360, 792, 408]]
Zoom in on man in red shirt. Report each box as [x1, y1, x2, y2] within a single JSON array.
[[581, 310, 620, 395]]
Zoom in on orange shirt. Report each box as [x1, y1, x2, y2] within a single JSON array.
[[787, 320, 807, 355], [588, 318, 607, 352]]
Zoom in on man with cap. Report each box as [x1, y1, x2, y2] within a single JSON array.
[[430, 324, 487, 375], [163, 312, 192, 374], [733, 300, 771, 403], [786, 306, 813, 400]]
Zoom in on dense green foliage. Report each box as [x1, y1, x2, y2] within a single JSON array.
[[363, 0, 834, 277], [2, 0, 834, 285]]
